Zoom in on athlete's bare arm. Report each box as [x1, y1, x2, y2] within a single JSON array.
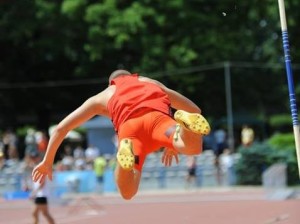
[[32, 87, 114, 183], [139, 76, 201, 113]]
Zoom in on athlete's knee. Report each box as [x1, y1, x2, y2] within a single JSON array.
[[121, 193, 134, 200], [116, 178, 139, 200], [119, 189, 137, 200]]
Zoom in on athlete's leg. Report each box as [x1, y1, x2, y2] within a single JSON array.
[[40, 204, 55, 224], [114, 163, 141, 200], [150, 111, 210, 156], [115, 137, 144, 200], [32, 205, 39, 224], [115, 113, 153, 200], [172, 110, 210, 155]]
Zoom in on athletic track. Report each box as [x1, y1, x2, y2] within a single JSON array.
[[0, 187, 299, 224]]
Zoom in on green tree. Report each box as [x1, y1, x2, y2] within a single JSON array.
[[0, 0, 299, 130]]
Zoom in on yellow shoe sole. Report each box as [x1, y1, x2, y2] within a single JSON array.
[[174, 110, 211, 135], [117, 139, 135, 171]]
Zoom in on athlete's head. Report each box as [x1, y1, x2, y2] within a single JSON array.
[[108, 70, 132, 84]]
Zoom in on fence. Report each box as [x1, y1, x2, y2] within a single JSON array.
[[0, 150, 240, 200]]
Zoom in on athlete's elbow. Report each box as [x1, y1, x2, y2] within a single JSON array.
[[54, 123, 69, 136]]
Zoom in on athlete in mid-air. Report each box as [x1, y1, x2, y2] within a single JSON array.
[[32, 70, 210, 200]]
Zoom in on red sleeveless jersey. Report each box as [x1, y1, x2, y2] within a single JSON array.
[[107, 74, 171, 131]]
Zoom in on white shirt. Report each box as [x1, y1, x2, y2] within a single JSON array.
[[33, 180, 50, 197], [85, 146, 100, 160]]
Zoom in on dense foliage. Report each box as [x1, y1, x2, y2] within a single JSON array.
[[0, 0, 300, 131], [235, 141, 299, 186]]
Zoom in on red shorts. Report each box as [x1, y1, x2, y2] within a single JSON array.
[[117, 111, 177, 171]]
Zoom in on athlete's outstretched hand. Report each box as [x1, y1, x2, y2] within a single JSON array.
[[161, 148, 179, 167], [32, 161, 53, 184]]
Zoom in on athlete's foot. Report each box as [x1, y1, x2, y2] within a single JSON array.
[[174, 110, 211, 135], [117, 138, 135, 171]]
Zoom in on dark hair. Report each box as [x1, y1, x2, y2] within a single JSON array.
[[108, 70, 131, 83]]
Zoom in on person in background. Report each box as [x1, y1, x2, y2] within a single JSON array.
[[0, 150, 5, 170], [213, 126, 227, 157], [93, 154, 107, 193], [30, 155, 55, 224], [25, 129, 38, 159], [185, 156, 197, 189], [2, 129, 18, 160], [60, 145, 74, 171], [73, 145, 85, 160], [241, 125, 255, 147], [85, 144, 100, 169], [73, 145, 86, 170], [213, 126, 227, 185], [219, 148, 236, 186]]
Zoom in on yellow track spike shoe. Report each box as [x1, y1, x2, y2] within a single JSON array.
[[174, 110, 211, 135], [117, 138, 135, 171]]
